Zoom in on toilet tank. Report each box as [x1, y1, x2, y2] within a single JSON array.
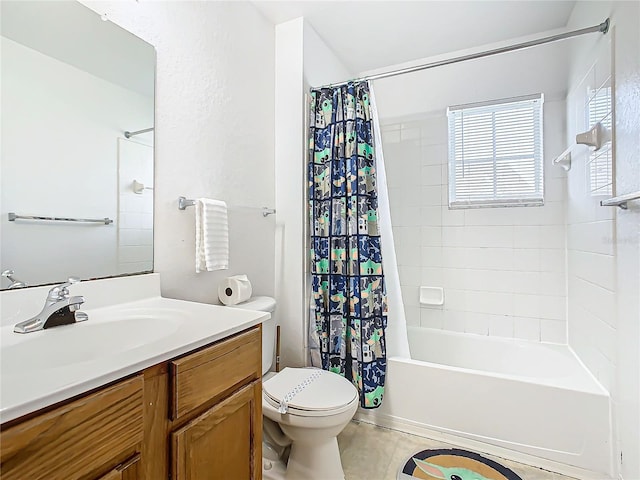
[[228, 296, 276, 375]]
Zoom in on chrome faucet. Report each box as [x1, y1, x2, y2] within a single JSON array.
[[13, 277, 88, 334], [2, 270, 27, 289]]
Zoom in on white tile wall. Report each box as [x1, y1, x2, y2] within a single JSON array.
[[565, 36, 617, 392], [117, 138, 154, 274], [382, 101, 568, 342]]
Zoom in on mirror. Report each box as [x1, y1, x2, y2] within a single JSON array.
[[0, 1, 155, 290]]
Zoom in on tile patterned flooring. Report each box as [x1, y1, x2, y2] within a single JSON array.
[[337, 421, 579, 480]]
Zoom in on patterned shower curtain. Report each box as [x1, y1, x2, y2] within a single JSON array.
[[308, 81, 387, 409]]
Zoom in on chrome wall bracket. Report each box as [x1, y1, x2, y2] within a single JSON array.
[[600, 191, 640, 210]]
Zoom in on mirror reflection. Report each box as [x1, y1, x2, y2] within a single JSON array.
[[0, 1, 156, 290]]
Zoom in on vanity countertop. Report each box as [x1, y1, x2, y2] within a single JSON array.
[[0, 275, 269, 424]]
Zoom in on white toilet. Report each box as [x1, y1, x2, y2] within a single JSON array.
[[229, 296, 359, 480]]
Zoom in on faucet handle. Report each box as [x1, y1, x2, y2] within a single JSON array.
[[47, 277, 81, 301]]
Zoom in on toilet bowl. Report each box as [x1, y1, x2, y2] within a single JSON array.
[[228, 296, 358, 480], [263, 367, 358, 480]]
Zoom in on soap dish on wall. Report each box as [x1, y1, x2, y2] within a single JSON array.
[[420, 286, 444, 306], [552, 148, 572, 171], [553, 122, 612, 172]]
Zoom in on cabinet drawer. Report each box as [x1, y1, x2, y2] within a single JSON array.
[[0, 375, 144, 480], [170, 326, 261, 420]]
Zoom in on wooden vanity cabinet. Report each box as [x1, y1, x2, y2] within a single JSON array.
[[146, 325, 263, 480], [167, 327, 263, 480], [0, 325, 262, 480], [0, 375, 144, 480]]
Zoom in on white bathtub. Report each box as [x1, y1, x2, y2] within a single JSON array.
[[358, 326, 612, 477]]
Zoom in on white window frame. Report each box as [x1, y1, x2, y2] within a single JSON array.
[[447, 94, 544, 209]]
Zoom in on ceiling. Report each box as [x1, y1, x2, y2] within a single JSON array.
[[253, 0, 577, 74]]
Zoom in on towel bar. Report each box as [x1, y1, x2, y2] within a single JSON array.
[[8, 213, 113, 224], [178, 196, 276, 217], [178, 196, 196, 210]]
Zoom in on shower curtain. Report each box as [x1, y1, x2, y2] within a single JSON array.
[[308, 81, 388, 408]]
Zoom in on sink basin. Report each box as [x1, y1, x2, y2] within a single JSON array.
[[2, 309, 183, 371]]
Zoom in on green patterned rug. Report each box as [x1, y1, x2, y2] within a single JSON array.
[[398, 448, 523, 480]]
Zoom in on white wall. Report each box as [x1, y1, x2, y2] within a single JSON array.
[[81, 1, 276, 304], [0, 37, 152, 286], [302, 23, 351, 88], [275, 18, 305, 368], [275, 18, 352, 367], [369, 34, 570, 120], [374, 42, 568, 343], [566, 2, 640, 479]]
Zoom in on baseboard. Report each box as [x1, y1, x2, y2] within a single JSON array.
[[355, 410, 613, 480]]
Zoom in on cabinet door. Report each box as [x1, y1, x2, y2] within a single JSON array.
[[96, 454, 140, 480], [0, 375, 143, 480], [171, 381, 262, 480]]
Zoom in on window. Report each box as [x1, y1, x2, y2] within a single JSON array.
[[447, 94, 544, 208], [587, 85, 612, 196]]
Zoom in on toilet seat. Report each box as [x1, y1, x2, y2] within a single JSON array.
[[263, 367, 358, 417]]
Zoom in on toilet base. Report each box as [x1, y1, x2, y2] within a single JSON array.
[[262, 436, 347, 480], [263, 457, 287, 480], [284, 436, 345, 480]]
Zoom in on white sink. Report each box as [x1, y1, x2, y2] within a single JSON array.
[[0, 274, 269, 423], [2, 311, 183, 370]]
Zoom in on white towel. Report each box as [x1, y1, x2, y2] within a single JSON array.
[[195, 198, 229, 272]]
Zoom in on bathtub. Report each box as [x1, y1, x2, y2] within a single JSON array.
[[357, 326, 612, 477]]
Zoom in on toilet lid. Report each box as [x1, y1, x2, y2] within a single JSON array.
[[263, 367, 358, 416]]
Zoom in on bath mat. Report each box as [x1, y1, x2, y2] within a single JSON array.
[[398, 448, 523, 480]]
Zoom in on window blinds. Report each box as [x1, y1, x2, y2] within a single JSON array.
[[587, 86, 612, 196], [447, 94, 544, 208]]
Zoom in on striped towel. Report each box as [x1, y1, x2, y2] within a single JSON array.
[[195, 198, 229, 272]]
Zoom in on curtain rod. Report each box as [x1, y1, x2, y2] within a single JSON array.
[[316, 18, 609, 89]]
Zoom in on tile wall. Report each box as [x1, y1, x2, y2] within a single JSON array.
[[117, 138, 154, 275], [565, 37, 616, 391], [381, 100, 568, 343]]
